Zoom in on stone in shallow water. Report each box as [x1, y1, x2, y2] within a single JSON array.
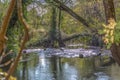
[[79, 54, 84, 58]]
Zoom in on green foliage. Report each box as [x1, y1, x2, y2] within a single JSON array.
[[98, 30, 104, 35], [1, 0, 120, 49], [114, 22, 120, 45], [45, 0, 53, 3], [99, 21, 120, 49], [0, 1, 9, 25], [22, 0, 33, 5], [49, 6, 57, 39], [7, 24, 21, 53]]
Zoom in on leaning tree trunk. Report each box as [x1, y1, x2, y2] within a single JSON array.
[[103, 0, 120, 65], [0, 0, 16, 54], [0, 1, 18, 70]]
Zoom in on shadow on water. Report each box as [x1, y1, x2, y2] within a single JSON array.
[[15, 50, 120, 80]]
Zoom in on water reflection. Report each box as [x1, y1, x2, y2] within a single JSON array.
[[15, 52, 120, 80]]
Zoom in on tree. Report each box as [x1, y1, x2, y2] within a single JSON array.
[[53, 0, 104, 45], [0, 0, 16, 54], [0, 0, 29, 79], [103, 0, 120, 64], [47, 2, 65, 47], [6, 0, 29, 79]]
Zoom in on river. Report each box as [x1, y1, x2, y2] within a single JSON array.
[[14, 48, 120, 80]]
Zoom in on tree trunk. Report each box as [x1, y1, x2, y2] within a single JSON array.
[[103, 0, 120, 65], [57, 8, 65, 47], [110, 44, 120, 65], [0, 0, 16, 54], [103, 0, 116, 23], [48, 6, 57, 47], [47, 6, 65, 48], [0, 2, 18, 70]]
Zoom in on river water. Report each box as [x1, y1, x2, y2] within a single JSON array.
[[15, 49, 120, 80]]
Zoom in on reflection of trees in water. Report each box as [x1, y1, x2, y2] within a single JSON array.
[[50, 57, 78, 80], [50, 56, 62, 80], [15, 61, 29, 80], [16, 54, 39, 80], [22, 62, 28, 80], [78, 58, 96, 79], [48, 56, 99, 80], [110, 63, 120, 80], [15, 53, 116, 80], [61, 58, 96, 79]]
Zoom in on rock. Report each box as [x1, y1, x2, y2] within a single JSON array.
[[79, 54, 83, 58]]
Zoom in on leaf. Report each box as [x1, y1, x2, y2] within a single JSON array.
[[98, 30, 105, 34], [107, 43, 111, 49]]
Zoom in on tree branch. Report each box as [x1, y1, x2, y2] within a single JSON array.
[[53, 0, 92, 30]]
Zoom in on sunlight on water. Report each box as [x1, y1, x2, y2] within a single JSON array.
[[40, 58, 46, 67], [39, 51, 46, 67], [62, 63, 78, 80]]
